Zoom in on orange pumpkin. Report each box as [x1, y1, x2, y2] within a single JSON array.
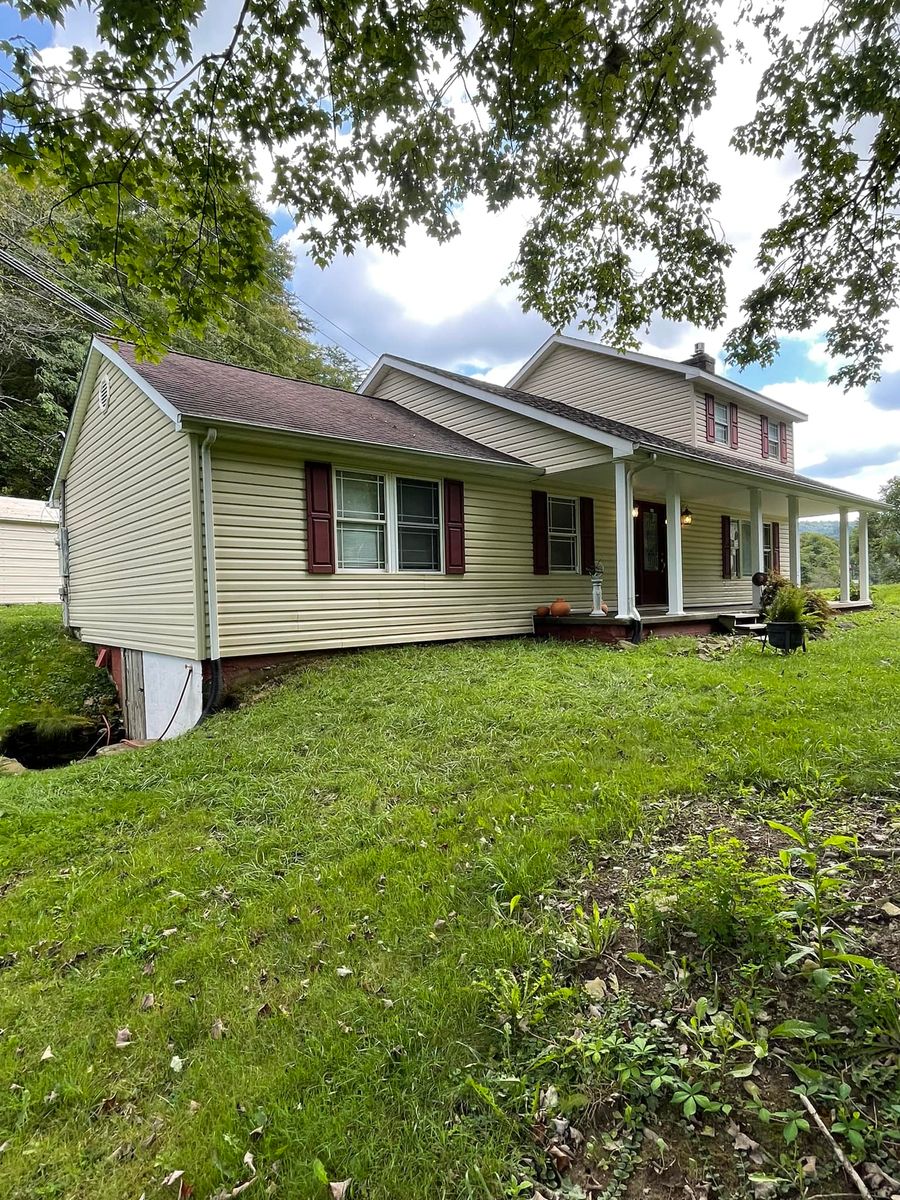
[[549, 598, 572, 617], [600, 601, 609, 615], [534, 605, 551, 619]]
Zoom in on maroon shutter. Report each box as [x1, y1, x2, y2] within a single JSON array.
[[721, 515, 732, 579], [729, 403, 739, 449], [779, 422, 788, 463], [443, 479, 465, 574], [304, 461, 335, 574], [772, 521, 781, 574], [579, 496, 595, 574], [761, 415, 769, 457], [705, 393, 716, 442], [532, 490, 549, 575]]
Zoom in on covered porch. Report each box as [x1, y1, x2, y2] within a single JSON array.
[[534, 449, 880, 641]]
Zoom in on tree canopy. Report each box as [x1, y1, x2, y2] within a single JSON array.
[[799, 530, 840, 590], [2, 1, 899, 386], [871, 475, 900, 583], [0, 171, 359, 497]]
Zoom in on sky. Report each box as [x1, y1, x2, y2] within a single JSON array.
[[2, 2, 899, 502]]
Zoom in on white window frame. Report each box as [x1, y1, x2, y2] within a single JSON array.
[[714, 401, 729, 445], [767, 419, 781, 460], [333, 468, 443, 575], [548, 495, 580, 574], [730, 517, 775, 579]]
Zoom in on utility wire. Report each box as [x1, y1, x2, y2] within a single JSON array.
[[0, 245, 114, 329]]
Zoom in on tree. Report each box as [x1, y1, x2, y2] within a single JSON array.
[[800, 531, 840, 590], [2, 2, 898, 386], [0, 172, 360, 497], [870, 476, 900, 583]]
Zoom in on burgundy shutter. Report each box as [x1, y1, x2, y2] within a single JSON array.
[[304, 461, 335, 574], [705, 393, 716, 443], [579, 496, 595, 574], [532, 490, 549, 575], [772, 521, 781, 574], [721, 515, 732, 579], [443, 479, 465, 574], [729, 403, 739, 449], [760, 415, 769, 457], [779, 422, 788, 463]]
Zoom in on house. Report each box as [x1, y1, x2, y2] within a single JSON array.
[[50, 335, 880, 738], [0, 496, 60, 604]]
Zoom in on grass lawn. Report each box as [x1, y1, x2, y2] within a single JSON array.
[[0, 604, 118, 740], [1, 592, 900, 1198]]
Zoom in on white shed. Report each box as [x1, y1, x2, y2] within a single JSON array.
[[0, 497, 60, 604]]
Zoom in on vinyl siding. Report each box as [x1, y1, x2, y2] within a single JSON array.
[[210, 441, 619, 656], [518, 345, 696, 441], [682, 505, 790, 609], [693, 391, 796, 471], [64, 364, 199, 656], [0, 519, 59, 604], [371, 369, 611, 473]]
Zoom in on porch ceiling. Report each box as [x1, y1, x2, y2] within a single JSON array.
[[547, 456, 879, 517]]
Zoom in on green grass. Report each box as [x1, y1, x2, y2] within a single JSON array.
[[0, 604, 118, 739], [1, 590, 900, 1198]]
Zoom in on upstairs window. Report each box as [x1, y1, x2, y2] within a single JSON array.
[[713, 402, 729, 445], [767, 419, 781, 460], [548, 496, 579, 572]]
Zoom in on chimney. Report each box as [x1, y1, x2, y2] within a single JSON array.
[[681, 341, 715, 374]]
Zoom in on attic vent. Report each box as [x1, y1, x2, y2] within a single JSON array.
[[97, 375, 110, 412]]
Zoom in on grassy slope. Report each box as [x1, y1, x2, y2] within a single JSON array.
[[1, 592, 899, 1199], [0, 604, 118, 738]]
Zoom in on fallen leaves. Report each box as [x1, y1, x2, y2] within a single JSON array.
[[40, 1045, 53, 1062], [210, 1017, 227, 1040], [115, 1027, 133, 1049], [170, 1054, 184, 1073], [140, 992, 155, 1011]]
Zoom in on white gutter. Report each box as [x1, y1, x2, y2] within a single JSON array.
[[200, 428, 220, 660]]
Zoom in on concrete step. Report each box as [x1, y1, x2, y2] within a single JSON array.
[[733, 622, 767, 635]]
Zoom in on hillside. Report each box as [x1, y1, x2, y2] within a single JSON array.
[[1, 596, 900, 1198]]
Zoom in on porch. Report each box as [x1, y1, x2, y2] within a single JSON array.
[[537, 450, 880, 629]]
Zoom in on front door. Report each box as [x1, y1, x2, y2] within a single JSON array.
[[634, 501, 668, 607]]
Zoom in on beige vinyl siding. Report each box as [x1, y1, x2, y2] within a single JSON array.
[[682, 505, 790, 609], [518, 345, 696, 442], [0, 519, 59, 603], [371, 369, 611, 473], [210, 441, 619, 656], [693, 392, 795, 471], [65, 365, 199, 656]]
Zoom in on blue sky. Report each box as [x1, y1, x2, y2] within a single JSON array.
[[3, 1, 900, 500]]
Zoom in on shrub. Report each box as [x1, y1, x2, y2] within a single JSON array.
[[631, 832, 789, 963], [759, 574, 833, 637]]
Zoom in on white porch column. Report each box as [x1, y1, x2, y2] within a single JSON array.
[[750, 487, 765, 606], [788, 495, 801, 585], [614, 460, 636, 618], [665, 471, 684, 615], [858, 510, 870, 603], [839, 507, 851, 602]]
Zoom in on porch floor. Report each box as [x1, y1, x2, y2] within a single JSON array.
[[534, 598, 873, 644]]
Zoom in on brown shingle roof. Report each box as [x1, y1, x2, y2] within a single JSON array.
[[107, 342, 525, 467]]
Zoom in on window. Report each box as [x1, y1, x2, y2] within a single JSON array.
[[713, 402, 729, 445], [730, 518, 774, 578], [397, 478, 441, 572], [335, 470, 442, 572], [336, 471, 386, 570], [548, 496, 579, 572], [767, 419, 780, 460]]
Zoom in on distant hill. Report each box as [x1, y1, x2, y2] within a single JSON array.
[[799, 518, 855, 541]]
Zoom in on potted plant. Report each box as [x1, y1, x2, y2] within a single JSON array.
[[764, 583, 822, 652]]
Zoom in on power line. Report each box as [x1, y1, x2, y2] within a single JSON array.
[[0, 245, 114, 330]]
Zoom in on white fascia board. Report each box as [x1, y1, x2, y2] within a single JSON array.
[[652, 448, 886, 511], [50, 337, 183, 503], [368, 356, 636, 459], [511, 334, 808, 424]]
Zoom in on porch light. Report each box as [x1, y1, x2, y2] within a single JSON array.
[[632, 504, 639, 518], [680, 506, 693, 527]]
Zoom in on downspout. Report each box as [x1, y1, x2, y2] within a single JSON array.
[[624, 451, 658, 638], [57, 478, 70, 628], [199, 428, 223, 719]]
